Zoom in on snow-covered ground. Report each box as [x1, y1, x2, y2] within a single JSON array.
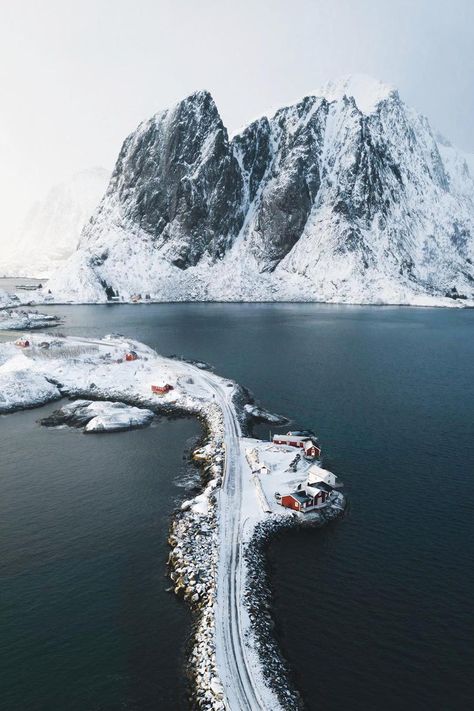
[[0, 333, 345, 710], [0, 288, 19, 310], [40, 398, 155, 432], [0, 307, 59, 331]]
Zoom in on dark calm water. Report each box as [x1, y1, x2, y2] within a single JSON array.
[[2, 302, 474, 710], [0, 404, 199, 711]]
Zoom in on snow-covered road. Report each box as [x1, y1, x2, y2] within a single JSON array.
[[196, 371, 270, 710]]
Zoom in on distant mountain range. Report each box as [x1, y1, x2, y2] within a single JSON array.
[[46, 75, 474, 305], [2, 167, 110, 278]]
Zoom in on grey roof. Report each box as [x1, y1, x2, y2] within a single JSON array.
[[290, 491, 312, 504], [308, 481, 333, 493]]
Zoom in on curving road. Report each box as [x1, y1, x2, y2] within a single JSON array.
[[197, 371, 268, 711]]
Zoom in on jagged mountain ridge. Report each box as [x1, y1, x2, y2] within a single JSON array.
[[2, 167, 110, 278], [48, 76, 474, 304]]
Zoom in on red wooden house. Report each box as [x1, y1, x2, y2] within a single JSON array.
[[277, 483, 331, 513], [272, 432, 321, 459], [124, 351, 138, 361], [151, 383, 174, 395], [303, 440, 320, 458]]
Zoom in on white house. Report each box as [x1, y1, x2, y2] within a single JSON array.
[[306, 464, 341, 488]]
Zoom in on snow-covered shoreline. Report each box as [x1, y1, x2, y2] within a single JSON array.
[[4, 281, 474, 310], [0, 333, 346, 709], [12, 288, 474, 309], [0, 308, 60, 331]]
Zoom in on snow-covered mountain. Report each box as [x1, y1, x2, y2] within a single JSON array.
[[47, 76, 474, 305], [2, 167, 110, 278]]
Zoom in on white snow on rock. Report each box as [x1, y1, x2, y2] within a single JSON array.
[[318, 73, 396, 114], [0, 308, 59, 330], [0, 351, 60, 412], [0, 289, 23, 310], [243, 402, 285, 423], [84, 404, 154, 432], [41, 76, 474, 308], [43, 398, 155, 432]]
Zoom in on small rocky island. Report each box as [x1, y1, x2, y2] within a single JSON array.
[[0, 289, 60, 331], [40, 398, 155, 432]]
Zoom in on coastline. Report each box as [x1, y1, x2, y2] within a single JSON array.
[[0, 333, 346, 710]]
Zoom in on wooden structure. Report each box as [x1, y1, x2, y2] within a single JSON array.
[[151, 383, 174, 394]]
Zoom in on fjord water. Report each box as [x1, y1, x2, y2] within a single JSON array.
[[2, 302, 474, 710], [0, 405, 199, 711]]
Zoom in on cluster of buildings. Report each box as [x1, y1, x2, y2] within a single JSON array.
[[272, 431, 321, 459], [271, 430, 342, 515], [275, 465, 341, 513]]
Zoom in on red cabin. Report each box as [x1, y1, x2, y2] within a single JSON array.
[[125, 351, 138, 361], [151, 383, 174, 394], [279, 488, 329, 512], [303, 441, 320, 459], [15, 338, 30, 348], [272, 433, 321, 459]]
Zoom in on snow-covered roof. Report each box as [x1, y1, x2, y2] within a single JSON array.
[[307, 465, 338, 485], [289, 491, 312, 504]]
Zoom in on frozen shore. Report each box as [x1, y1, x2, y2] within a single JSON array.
[[0, 308, 60, 331], [0, 333, 345, 710], [3, 278, 474, 310], [9, 285, 474, 309], [40, 398, 155, 432]]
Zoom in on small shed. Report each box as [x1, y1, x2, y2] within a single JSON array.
[[151, 383, 174, 395], [307, 465, 341, 488], [125, 351, 138, 361], [272, 433, 321, 458], [15, 338, 30, 348], [305, 481, 333, 505], [303, 440, 321, 459]]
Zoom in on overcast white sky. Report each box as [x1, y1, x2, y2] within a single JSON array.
[[1, 0, 473, 244]]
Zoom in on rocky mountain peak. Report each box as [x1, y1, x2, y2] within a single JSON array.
[[317, 73, 397, 114], [47, 80, 474, 306]]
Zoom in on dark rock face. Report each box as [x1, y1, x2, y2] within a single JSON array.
[[69, 80, 474, 302], [233, 117, 272, 205], [88, 91, 245, 268], [246, 97, 328, 270]]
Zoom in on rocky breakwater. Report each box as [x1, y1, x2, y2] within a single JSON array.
[[242, 500, 346, 710], [167, 403, 226, 710]]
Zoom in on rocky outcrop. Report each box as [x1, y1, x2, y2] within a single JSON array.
[[243, 504, 346, 710], [167, 404, 226, 710], [40, 398, 154, 432], [81, 91, 245, 269], [0, 309, 59, 331]]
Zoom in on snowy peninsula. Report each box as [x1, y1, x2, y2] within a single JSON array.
[[0, 333, 345, 709]]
